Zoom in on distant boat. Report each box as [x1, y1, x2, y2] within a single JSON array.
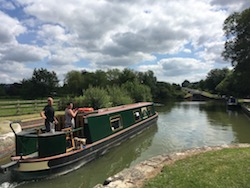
[[227, 97, 240, 109], [0, 102, 158, 182]]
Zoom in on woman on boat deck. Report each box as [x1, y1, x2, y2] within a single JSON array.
[[65, 102, 78, 128], [40, 97, 58, 132]]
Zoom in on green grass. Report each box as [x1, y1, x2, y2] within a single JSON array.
[[144, 147, 250, 188], [0, 99, 60, 117], [0, 111, 64, 122]]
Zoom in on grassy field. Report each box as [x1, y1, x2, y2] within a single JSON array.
[[144, 147, 250, 188], [0, 99, 60, 117], [0, 111, 64, 122]]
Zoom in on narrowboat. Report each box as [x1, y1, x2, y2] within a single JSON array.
[[227, 96, 240, 110], [0, 102, 158, 182]]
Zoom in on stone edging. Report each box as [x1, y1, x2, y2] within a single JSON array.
[[94, 144, 250, 188]]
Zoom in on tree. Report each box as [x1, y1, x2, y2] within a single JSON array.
[[64, 71, 84, 96], [222, 8, 250, 96], [21, 68, 59, 99], [204, 68, 230, 93], [0, 84, 6, 96], [215, 72, 238, 96], [91, 70, 108, 87], [154, 82, 173, 102], [137, 70, 157, 97], [5, 83, 22, 96], [106, 69, 121, 85], [122, 81, 152, 102], [181, 80, 190, 87], [118, 69, 137, 85]]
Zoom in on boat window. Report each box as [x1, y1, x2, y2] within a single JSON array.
[[147, 106, 152, 116], [133, 110, 141, 122], [110, 115, 123, 131], [141, 107, 148, 119]]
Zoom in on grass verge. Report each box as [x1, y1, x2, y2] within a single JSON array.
[[0, 111, 64, 122], [143, 147, 250, 188]]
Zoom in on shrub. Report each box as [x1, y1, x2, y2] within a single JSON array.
[[83, 86, 111, 109], [107, 86, 133, 106], [122, 81, 152, 102]]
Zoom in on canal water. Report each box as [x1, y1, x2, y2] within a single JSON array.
[[1, 101, 250, 188]]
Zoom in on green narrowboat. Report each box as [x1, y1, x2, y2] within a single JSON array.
[[0, 102, 158, 182]]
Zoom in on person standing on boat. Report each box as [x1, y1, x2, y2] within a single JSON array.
[[40, 97, 58, 132], [65, 102, 78, 129]]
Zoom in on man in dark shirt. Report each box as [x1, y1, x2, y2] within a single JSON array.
[[40, 97, 58, 132]]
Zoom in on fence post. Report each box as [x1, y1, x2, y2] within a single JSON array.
[[34, 99, 37, 112], [57, 99, 60, 111], [16, 100, 20, 115]]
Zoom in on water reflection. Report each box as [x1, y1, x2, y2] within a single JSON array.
[[150, 101, 250, 156]]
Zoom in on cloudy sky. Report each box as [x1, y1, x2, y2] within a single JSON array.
[[0, 0, 249, 85]]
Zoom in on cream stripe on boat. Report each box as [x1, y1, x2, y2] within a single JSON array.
[[18, 161, 49, 171]]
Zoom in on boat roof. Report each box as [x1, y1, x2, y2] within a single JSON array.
[[87, 102, 153, 117]]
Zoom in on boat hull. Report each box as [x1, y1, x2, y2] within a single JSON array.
[[11, 113, 158, 181]]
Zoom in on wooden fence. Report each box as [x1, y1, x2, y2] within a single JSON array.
[[0, 99, 60, 117]]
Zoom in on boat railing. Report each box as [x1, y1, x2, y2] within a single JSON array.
[[61, 127, 85, 152]]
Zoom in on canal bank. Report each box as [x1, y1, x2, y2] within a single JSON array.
[[241, 104, 250, 117], [94, 144, 250, 188]]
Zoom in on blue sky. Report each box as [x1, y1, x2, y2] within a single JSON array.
[[0, 0, 249, 85]]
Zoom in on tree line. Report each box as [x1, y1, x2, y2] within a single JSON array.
[[0, 68, 184, 109]]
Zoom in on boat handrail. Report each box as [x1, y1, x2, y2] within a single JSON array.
[[63, 127, 83, 133]]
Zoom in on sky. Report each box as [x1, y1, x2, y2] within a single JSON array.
[[0, 0, 249, 85]]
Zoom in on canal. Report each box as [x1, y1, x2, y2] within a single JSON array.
[[2, 101, 250, 188]]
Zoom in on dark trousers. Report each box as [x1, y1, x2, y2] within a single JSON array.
[[45, 121, 54, 132]]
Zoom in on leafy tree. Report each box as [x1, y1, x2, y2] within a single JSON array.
[[106, 69, 121, 85], [204, 68, 230, 93], [122, 81, 152, 102], [138, 70, 157, 97], [215, 72, 237, 96], [181, 80, 190, 87], [0, 84, 6, 96], [118, 69, 137, 85], [64, 70, 84, 96], [5, 83, 22, 96], [91, 70, 108, 87], [154, 82, 174, 102], [222, 8, 250, 96], [21, 68, 59, 99]]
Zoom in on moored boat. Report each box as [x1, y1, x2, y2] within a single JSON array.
[[0, 102, 158, 182], [227, 96, 240, 110]]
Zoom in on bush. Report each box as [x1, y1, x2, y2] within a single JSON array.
[[122, 81, 152, 102], [107, 86, 133, 106], [83, 87, 111, 109]]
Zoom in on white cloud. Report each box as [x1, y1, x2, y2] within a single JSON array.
[[210, 0, 250, 12], [0, 11, 26, 44], [0, 0, 249, 84], [139, 58, 212, 84], [1, 44, 49, 62], [0, 62, 32, 83]]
